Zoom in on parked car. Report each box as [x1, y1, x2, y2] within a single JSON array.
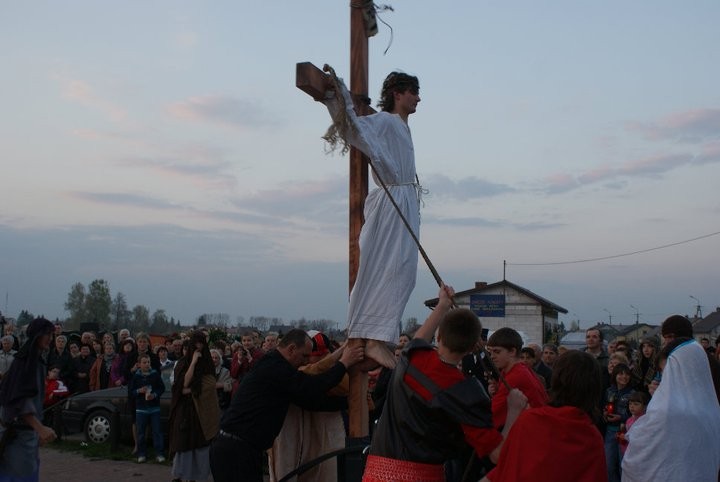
[[61, 386, 172, 444]]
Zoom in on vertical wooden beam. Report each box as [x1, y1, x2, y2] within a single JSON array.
[[347, 339, 369, 438], [348, 2, 370, 440], [348, 3, 369, 293]]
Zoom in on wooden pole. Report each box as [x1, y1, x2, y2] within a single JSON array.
[[294, 3, 373, 443], [349, 2, 369, 293], [347, 1, 370, 440]]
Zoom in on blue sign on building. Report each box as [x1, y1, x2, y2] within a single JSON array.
[[470, 294, 505, 317]]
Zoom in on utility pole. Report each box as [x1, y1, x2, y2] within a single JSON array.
[[630, 304, 640, 325], [630, 304, 640, 342], [689, 295, 703, 318], [603, 308, 613, 325]]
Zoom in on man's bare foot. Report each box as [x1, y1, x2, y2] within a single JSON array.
[[346, 338, 379, 372], [365, 339, 397, 369]]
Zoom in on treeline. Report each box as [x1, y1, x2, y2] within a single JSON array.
[[197, 313, 340, 334], [63, 279, 181, 334], [49, 280, 423, 337]]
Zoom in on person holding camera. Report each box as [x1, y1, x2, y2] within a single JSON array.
[[229, 332, 264, 392]]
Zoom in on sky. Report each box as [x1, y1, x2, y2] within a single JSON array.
[[2, 1, 719, 331]]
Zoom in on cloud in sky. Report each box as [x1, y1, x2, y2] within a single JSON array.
[[231, 174, 518, 231], [535, 173, 580, 195], [425, 174, 515, 201], [175, 31, 199, 48], [425, 214, 564, 231], [57, 76, 127, 122], [69, 191, 290, 228], [539, 152, 704, 194], [695, 140, 720, 165], [578, 153, 694, 184], [167, 95, 275, 129], [71, 192, 181, 211], [234, 176, 346, 214], [628, 108, 720, 143], [118, 144, 239, 190], [538, 108, 720, 195]]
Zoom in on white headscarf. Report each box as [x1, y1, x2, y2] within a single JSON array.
[[622, 340, 720, 481]]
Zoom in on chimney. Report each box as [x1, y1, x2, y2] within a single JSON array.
[[475, 281, 487, 289]]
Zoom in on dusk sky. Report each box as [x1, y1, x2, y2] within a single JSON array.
[[2, 1, 719, 333]]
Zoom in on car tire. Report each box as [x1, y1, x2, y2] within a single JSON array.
[[84, 409, 113, 444]]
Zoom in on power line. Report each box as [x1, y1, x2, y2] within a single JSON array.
[[507, 229, 720, 266]]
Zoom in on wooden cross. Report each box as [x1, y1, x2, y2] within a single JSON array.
[[295, 5, 375, 439]]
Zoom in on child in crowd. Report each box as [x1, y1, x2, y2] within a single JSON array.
[[604, 363, 635, 482], [156, 345, 175, 390], [129, 354, 165, 463], [519, 347, 547, 388], [618, 391, 649, 456], [487, 328, 548, 430], [43, 365, 70, 428], [44, 366, 69, 407]]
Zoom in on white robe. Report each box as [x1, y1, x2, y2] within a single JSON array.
[[621, 340, 720, 482], [267, 405, 345, 482], [324, 80, 420, 343]]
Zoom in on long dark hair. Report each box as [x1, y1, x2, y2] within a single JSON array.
[[377, 71, 419, 112], [185, 331, 214, 377], [549, 350, 602, 421]]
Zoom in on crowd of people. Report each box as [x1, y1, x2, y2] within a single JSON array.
[[0, 308, 718, 481]]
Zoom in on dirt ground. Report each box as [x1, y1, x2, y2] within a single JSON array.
[[39, 445, 177, 481]]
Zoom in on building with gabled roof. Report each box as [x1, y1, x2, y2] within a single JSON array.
[[424, 279, 567, 344], [594, 323, 658, 344], [692, 307, 720, 342]]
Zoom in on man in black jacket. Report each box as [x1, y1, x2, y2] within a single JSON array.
[[210, 329, 363, 482]]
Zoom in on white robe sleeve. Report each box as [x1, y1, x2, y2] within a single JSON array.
[[322, 79, 389, 167]]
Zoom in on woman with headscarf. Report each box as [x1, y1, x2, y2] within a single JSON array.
[[0, 317, 57, 481], [168, 332, 219, 482], [621, 338, 720, 482]]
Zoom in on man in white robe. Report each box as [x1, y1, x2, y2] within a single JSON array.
[[621, 339, 720, 481], [323, 71, 422, 368]]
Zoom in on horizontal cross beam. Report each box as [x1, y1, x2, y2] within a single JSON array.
[[296, 62, 377, 115], [296, 62, 333, 102]]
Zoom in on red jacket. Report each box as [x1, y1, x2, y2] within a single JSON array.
[[44, 379, 69, 407], [487, 405, 606, 482], [492, 362, 548, 429]]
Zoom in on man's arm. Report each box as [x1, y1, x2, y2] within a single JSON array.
[[300, 341, 346, 375], [321, 77, 382, 160], [488, 389, 527, 463], [286, 345, 363, 407], [414, 285, 455, 343], [22, 413, 56, 445]]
